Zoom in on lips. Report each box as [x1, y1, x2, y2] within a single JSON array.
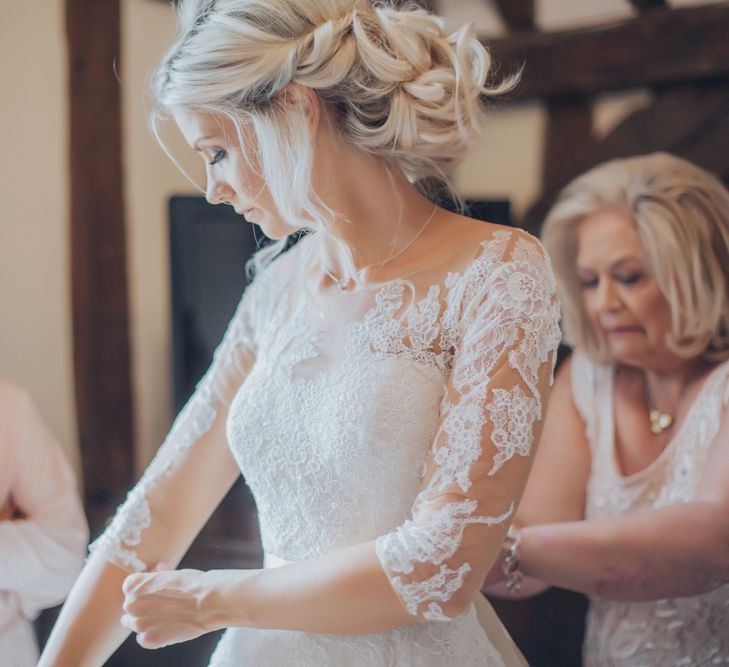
[[605, 326, 642, 334]]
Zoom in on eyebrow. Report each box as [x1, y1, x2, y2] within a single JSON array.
[[192, 135, 214, 151], [610, 256, 643, 271], [576, 255, 643, 273]]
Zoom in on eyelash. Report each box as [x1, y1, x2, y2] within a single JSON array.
[[208, 149, 227, 166]]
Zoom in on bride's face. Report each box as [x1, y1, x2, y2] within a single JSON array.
[[173, 109, 298, 240], [576, 209, 674, 368]]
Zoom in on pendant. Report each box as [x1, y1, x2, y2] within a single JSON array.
[[649, 408, 673, 435], [335, 277, 352, 291]]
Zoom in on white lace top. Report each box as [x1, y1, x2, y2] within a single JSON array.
[[571, 351, 729, 667], [90, 228, 560, 665]]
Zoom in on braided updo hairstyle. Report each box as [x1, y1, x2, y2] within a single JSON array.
[[153, 0, 516, 269]]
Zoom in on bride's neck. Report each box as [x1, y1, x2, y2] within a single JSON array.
[[311, 137, 436, 274]]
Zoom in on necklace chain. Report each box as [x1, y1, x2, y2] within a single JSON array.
[[324, 204, 439, 291]]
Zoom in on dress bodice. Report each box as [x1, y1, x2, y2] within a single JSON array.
[[572, 351, 729, 666]]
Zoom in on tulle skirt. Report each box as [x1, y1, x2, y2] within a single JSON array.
[[208, 594, 526, 667]]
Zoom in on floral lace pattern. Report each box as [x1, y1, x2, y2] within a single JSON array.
[[89, 279, 262, 572], [89, 391, 217, 572], [573, 351, 729, 666], [374, 232, 560, 620]]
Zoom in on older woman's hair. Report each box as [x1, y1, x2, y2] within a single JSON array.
[[542, 152, 729, 363], [152, 0, 516, 279]]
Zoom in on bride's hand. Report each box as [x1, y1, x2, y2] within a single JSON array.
[[120, 563, 226, 649]]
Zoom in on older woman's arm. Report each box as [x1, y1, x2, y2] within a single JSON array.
[[486, 370, 729, 601], [518, 499, 729, 600], [483, 356, 590, 598]]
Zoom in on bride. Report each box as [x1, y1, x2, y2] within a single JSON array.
[[39, 1, 560, 664]]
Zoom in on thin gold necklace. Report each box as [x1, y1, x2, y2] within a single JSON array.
[[324, 204, 438, 291]]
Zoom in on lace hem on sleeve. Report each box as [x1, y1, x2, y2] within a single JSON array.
[[88, 386, 218, 572], [88, 276, 263, 572]]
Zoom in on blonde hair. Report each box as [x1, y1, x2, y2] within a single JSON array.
[[151, 0, 516, 277], [542, 152, 729, 364]]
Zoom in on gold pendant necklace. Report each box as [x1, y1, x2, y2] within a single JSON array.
[[644, 380, 674, 435], [648, 407, 673, 435]]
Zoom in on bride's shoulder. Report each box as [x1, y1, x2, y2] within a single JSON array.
[[440, 212, 544, 266]]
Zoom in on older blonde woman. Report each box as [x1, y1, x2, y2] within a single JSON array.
[[484, 153, 729, 666]]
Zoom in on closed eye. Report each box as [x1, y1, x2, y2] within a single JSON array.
[[209, 148, 227, 166], [616, 273, 643, 285]]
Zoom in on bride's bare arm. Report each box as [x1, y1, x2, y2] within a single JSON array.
[[37, 555, 130, 667]]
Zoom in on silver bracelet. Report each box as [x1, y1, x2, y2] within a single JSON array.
[[502, 527, 524, 594]]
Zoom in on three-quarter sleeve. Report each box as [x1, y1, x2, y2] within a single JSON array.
[[89, 273, 266, 573], [375, 231, 561, 621], [0, 384, 89, 618]]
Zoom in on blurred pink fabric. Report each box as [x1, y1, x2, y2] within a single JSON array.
[[0, 381, 88, 667]]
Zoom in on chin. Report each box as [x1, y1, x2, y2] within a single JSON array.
[[259, 217, 301, 240], [609, 345, 651, 368]]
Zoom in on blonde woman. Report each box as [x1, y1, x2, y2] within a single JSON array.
[[484, 153, 729, 666], [39, 1, 560, 665]]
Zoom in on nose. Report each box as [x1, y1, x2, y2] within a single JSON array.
[[205, 177, 233, 206], [594, 276, 621, 313]]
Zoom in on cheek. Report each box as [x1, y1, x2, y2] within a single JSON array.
[[634, 286, 672, 337], [581, 291, 601, 326]]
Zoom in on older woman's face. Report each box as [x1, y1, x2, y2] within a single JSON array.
[[576, 209, 674, 368]]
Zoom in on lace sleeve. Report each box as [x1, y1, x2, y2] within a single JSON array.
[[89, 274, 266, 573], [375, 231, 561, 621]]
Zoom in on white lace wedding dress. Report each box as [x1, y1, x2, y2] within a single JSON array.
[[572, 351, 729, 667], [91, 228, 560, 666]]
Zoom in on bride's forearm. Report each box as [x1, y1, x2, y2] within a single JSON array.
[[209, 541, 415, 635], [38, 553, 131, 667]]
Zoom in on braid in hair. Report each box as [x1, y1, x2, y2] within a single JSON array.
[[153, 0, 517, 273]]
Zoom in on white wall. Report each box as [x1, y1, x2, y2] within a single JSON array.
[[122, 0, 200, 471], [0, 2, 79, 474], [445, 0, 722, 218]]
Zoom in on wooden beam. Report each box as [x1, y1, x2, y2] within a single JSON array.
[[524, 81, 729, 232], [488, 4, 729, 99], [66, 0, 135, 528], [542, 95, 594, 198], [493, 0, 535, 32], [629, 0, 667, 11]]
